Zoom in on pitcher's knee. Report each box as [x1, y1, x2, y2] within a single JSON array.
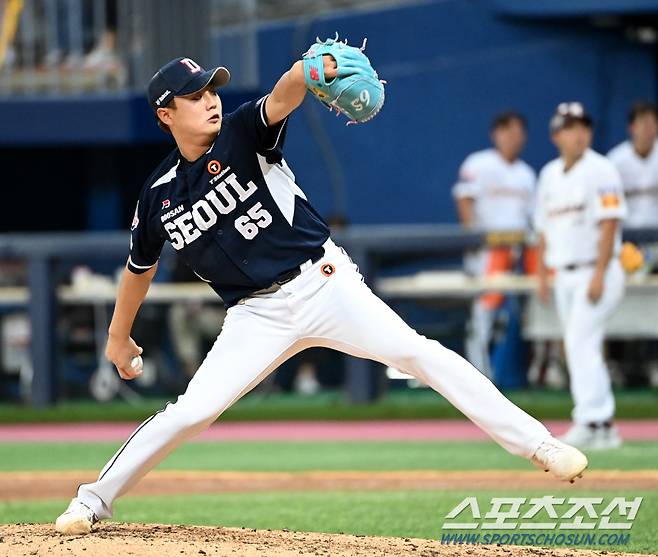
[[167, 396, 224, 431], [392, 336, 448, 380]]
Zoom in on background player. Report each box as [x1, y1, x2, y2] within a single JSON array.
[[535, 102, 627, 450], [608, 101, 658, 267], [607, 101, 658, 386], [452, 112, 536, 378], [55, 52, 587, 535], [608, 101, 658, 231]]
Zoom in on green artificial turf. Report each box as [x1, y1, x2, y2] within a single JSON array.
[[1, 490, 656, 554], [0, 389, 657, 423], [0, 440, 656, 472]]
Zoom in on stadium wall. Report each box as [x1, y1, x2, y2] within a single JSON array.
[[0, 0, 655, 231], [246, 0, 657, 224]]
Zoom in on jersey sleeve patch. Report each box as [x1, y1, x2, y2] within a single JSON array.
[[452, 158, 482, 199], [590, 159, 626, 221], [593, 185, 627, 221], [459, 168, 477, 182], [600, 190, 620, 208]]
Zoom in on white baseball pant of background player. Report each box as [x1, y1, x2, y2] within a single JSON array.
[[463, 250, 497, 376], [554, 259, 625, 425], [77, 239, 552, 520]]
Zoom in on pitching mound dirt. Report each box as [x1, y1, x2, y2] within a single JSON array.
[[1, 523, 652, 557]]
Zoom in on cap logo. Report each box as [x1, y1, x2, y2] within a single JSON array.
[[180, 58, 202, 74], [557, 102, 584, 117]]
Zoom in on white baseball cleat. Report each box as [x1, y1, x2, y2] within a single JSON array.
[[559, 423, 598, 448], [559, 423, 623, 450], [593, 425, 623, 450], [55, 497, 98, 535], [531, 436, 588, 482]]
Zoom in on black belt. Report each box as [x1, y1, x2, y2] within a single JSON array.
[[239, 250, 325, 303], [561, 261, 596, 271], [275, 250, 324, 285]]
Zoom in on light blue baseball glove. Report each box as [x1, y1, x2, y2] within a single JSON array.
[[302, 34, 385, 124]]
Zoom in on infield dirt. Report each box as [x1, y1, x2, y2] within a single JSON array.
[[2, 523, 654, 557], [2, 470, 655, 556]]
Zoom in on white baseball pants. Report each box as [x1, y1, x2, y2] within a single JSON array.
[[464, 248, 513, 380], [78, 239, 550, 519], [554, 259, 625, 425], [465, 299, 496, 379]]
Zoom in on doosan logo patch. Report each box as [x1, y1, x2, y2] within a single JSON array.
[[162, 199, 171, 209], [321, 263, 335, 277], [207, 160, 222, 175]]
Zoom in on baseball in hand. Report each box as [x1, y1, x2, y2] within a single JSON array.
[[130, 356, 143, 373]]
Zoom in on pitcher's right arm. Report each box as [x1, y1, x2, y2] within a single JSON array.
[[106, 264, 157, 380]]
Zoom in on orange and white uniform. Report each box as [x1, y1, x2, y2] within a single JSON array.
[[454, 148, 536, 232], [607, 140, 658, 228], [534, 148, 626, 425], [453, 148, 536, 377]]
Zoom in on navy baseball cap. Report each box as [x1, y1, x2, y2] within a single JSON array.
[[148, 57, 230, 110], [549, 102, 593, 133]]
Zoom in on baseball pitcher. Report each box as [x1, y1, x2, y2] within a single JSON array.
[[55, 40, 587, 535]]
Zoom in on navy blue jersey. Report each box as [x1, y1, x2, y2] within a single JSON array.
[[128, 95, 330, 307]]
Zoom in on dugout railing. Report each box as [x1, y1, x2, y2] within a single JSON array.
[[1, 225, 658, 407]]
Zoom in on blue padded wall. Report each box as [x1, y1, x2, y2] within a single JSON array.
[[248, 0, 656, 224]]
